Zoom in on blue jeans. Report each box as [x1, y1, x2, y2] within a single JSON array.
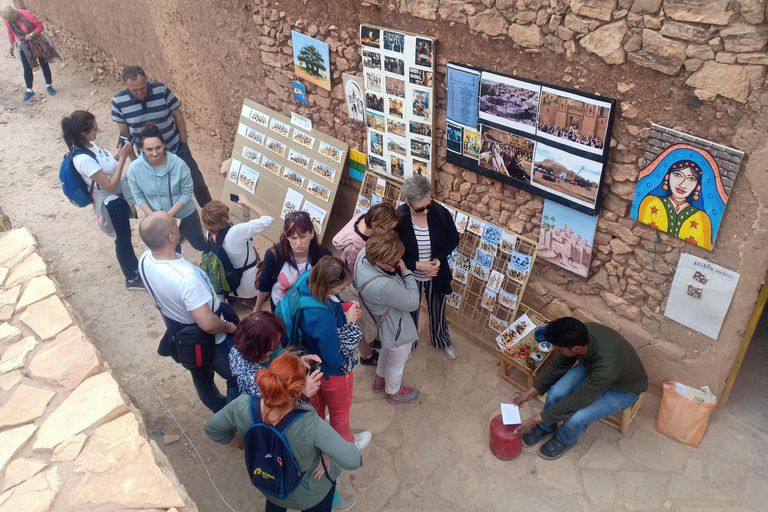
[[540, 364, 639, 445], [264, 483, 336, 512], [189, 334, 239, 413]]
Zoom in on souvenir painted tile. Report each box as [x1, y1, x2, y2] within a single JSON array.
[[283, 167, 306, 188], [487, 270, 504, 293], [447, 292, 462, 309], [318, 141, 344, 163], [467, 217, 486, 237], [454, 211, 469, 233], [483, 223, 503, 245], [500, 231, 518, 254], [495, 313, 536, 350], [472, 259, 491, 281], [250, 110, 270, 127], [288, 148, 311, 169], [269, 118, 291, 138], [475, 248, 494, 268], [481, 288, 497, 311], [262, 157, 282, 176], [498, 289, 518, 309], [292, 129, 316, 149], [357, 195, 372, 210], [452, 251, 472, 272], [507, 251, 532, 283], [307, 180, 332, 202], [489, 314, 509, 334], [453, 267, 468, 284], [478, 240, 498, 256], [245, 127, 265, 146], [265, 137, 287, 157], [311, 161, 336, 182]]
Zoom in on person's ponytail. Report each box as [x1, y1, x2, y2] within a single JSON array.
[[255, 354, 306, 422], [61, 110, 96, 157]]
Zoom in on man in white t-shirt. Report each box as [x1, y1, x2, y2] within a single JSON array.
[[138, 211, 239, 413]]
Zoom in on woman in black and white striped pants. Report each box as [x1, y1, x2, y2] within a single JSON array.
[[395, 176, 460, 359]]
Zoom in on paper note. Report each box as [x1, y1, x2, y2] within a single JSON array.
[[501, 403, 521, 425]]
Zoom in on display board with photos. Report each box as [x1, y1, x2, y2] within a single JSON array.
[[221, 100, 349, 244], [360, 24, 435, 185], [355, 170, 540, 353], [445, 62, 617, 216]]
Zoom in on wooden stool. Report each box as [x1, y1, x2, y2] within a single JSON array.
[[599, 392, 646, 436]]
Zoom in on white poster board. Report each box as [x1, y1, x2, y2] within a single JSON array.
[[664, 253, 740, 340]]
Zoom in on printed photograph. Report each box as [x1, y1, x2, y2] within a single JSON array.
[[386, 77, 405, 98], [387, 119, 406, 137], [242, 146, 262, 165], [479, 72, 541, 133], [287, 148, 310, 169], [537, 87, 610, 154], [447, 123, 463, 154], [360, 25, 381, 48], [292, 30, 331, 91], [387, 135, 407, 156], [447, 292, 462, 309], [307, 180, 332, 202], [498, 289, 518, 309], [250, 110, 269, 127], [227, 160, 240, 183], [409, 68, 433, 88], [384, 56, 405, 75], [415, 38, 433, 68], [281, 188, 303, 219], [269, 118, 291, 138], [366, 92, 384, 112], [311, 161, 337, 182], [388, 97, 404, 118], [453, 267, 468, 285], [487, 270, 504, 294], [411, 139, 431, 160], [412, 89, 430, 119], [342, 73, 365, 124], [365, 71, 382, 92], [481, 288, 497, 311], [531, 143, 602, 208], [374, 177, 386, 197], [413, 159, 429, 177], [265, 137, 287, 157], [539, 199, 598, 278], [292, 128, 316, 149], [409, 120, 432, 137], [507, 250, 532, 283], [454, 211, 469, 233], [390, 155, 404, 180], [237, 164, 259, 194], [302, 200, 328, 233], [261, 157, 282, 176], [479, 125, 535, 184], [463, 129, 481, 159], [357, 195, 371, 209], [318, 141, 344, 163], [363, 50, 381, 69], [283, 167, 306, 188], [489, 314, 509, 334], [368, 155, 387, 175], [383, 30, 404, 53], [500, 231, 517, 254], [369, 131, 384, 156], [245, 127, 265, 146], [366, 111, 386, 132], [467, 217, 486, 237]]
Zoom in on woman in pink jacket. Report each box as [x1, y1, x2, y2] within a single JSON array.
[[2, 6, 56, 101], [332, 203, 399, 365]]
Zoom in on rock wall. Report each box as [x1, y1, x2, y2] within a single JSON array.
[[25, 0, 768, 395]]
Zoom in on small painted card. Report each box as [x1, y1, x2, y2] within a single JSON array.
[[237, 164, 260, 194]]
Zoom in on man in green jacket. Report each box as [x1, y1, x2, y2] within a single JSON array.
[[510, 317, 648, 460]]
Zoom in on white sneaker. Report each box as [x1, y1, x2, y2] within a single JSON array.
[[443, 345, 457, 359], [333, 495, 356, 511], [353, 430, 372, 450]]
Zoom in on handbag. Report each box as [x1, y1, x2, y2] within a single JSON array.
[[141, 259, 216, 369]]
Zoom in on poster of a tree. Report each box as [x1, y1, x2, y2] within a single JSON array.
[[292, 31, 331, 91]]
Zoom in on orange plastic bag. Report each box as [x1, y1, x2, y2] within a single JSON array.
[[656, 381, 716, 447]]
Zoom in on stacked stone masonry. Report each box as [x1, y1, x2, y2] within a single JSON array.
[[0, 228, 197, 512]]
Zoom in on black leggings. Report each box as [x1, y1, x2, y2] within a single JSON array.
[[105, 197, 139, 281], [19, 50, 52, 89]]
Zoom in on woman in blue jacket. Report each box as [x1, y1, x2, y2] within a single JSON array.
[[298, 256, 372, 450], [127, 123, 205, 250]]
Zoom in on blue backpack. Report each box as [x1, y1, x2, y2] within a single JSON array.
[[276, 271, 328, 347], [245, 396, 308, 499], [59, 150, 96, 207]]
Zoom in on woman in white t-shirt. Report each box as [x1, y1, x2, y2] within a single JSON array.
[[200, 197, 274, 301], [61, 110, 143, 289]]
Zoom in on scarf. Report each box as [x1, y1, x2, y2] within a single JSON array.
[[9, 13, 54, 68]]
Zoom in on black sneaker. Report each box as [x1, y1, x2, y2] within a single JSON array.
[[370, 339, 382, 349], [126, 276, 146, 291], [522, 424, 553, 448], [538, 436, 574, 460]]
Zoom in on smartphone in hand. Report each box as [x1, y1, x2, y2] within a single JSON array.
[[230, 193, 240, 203], [117, 131, 133, 149], [310, 361, 320, 374]]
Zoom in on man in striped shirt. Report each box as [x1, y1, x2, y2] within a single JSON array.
[[111, 66, 212, 206]]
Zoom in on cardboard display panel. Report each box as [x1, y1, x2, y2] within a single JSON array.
[[221, 100, 349, 244]]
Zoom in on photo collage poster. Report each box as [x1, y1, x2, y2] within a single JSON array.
[[233, 102, 348, 236], [445, 62, 616, 216], [360, 24, 435, 183]]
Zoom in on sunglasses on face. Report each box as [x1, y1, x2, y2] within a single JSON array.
[[285, 210, 311, 220], [409, 200, 434, 213]]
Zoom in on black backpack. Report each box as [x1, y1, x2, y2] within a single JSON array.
[[201, 225, 260, 297]]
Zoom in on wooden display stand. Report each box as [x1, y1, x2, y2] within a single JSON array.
[[495, 304, 553, 391]]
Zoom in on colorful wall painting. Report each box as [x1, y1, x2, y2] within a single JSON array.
[[538, 199, 598, 278], [291, 31, 331, 91]]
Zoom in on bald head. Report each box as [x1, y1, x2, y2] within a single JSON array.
[[139, 211, 177, 251]]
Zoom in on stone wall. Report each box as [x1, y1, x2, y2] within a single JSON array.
[[25, 0, 768, 395]]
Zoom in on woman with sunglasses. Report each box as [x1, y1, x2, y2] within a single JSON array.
[[255, 211, 331, 312], [395, 175, 460, 359]]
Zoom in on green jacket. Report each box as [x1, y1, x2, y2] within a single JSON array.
[[204, 395, 362, 509], [533, 322, 648, 425]]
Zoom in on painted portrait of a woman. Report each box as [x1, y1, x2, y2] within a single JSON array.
[[630, 144, 728, 251]]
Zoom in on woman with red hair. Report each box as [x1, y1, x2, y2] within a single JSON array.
[[205, 353, 362, 511]]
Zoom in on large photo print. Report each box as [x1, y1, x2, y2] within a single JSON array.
[[537, 87, 610, 155], [479, 72, 541, 134], [478, 125, 534, 185], [531, 144, 602, 209]]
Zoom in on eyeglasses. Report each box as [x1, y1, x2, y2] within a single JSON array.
[[409, 200, 434, 213], [285, 211, 310, 220]]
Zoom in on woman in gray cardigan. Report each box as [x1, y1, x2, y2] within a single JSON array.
[[354, 231, 421, 404]]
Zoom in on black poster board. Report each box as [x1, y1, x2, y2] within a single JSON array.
[[445, 62, 617, 216]]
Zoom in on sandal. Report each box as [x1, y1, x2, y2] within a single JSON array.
[[372, 380, 385, 393], [360, 349, 379, 366]]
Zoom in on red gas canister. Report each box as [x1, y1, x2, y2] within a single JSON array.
[[490, 414, 523, 460]]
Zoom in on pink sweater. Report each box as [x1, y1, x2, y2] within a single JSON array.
[[5, 10, 44, 43], [332, 213, 367, 286]]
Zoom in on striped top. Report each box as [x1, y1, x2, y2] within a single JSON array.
[[111, 82, 182, 153], [413, 222, 432, 281]]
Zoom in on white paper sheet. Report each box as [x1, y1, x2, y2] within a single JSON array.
[[501, 403, 521, 425]]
